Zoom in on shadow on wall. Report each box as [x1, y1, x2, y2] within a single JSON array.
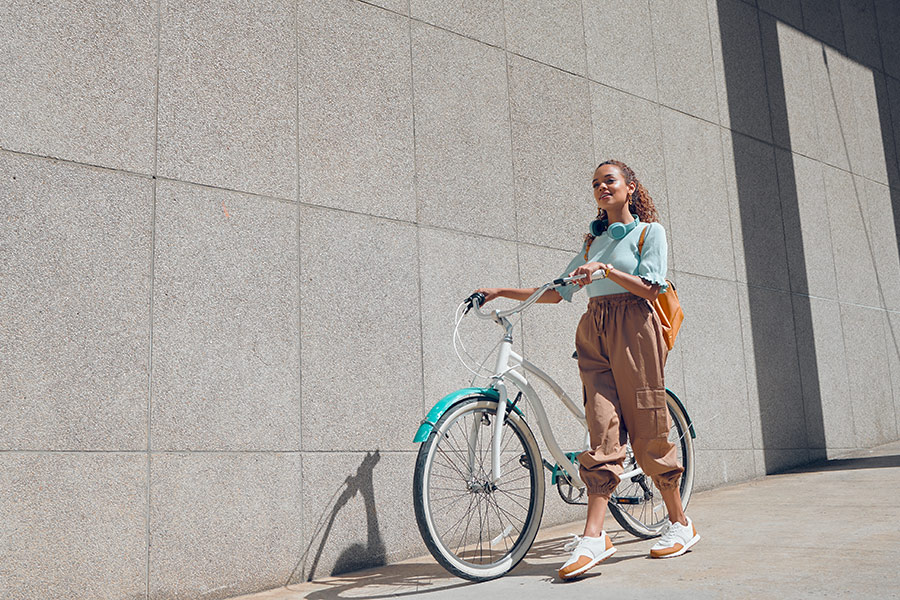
[[718, 0, 819, 473], [289, 450, 386, 583], [717, 1, 900, 471]]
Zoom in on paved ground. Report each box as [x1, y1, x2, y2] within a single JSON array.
[[230, 441, 900, 600]]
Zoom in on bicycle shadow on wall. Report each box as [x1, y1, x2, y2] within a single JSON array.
[[289, 450, 389, 583]]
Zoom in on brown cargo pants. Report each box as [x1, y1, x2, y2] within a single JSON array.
[[575, 293, 684, 498]]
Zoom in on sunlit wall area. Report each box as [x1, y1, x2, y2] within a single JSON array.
[[2, 1, 899, 598]]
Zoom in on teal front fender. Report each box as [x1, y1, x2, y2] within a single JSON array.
[[413, 387, 523, 443]]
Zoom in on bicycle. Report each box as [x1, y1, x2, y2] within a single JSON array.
[[411, 274, 696, 581]]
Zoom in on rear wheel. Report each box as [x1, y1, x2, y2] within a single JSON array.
[[608, 392, 694, 538], [413, 397, 545, 581]]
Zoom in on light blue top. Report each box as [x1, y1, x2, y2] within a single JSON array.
[[557, 219, 669, 302]]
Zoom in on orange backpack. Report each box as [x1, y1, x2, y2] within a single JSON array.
[[638, 226, 684, 350]]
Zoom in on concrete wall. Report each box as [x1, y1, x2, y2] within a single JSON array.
[[2, 0, 900, 598]]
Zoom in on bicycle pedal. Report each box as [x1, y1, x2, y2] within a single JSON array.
[[612, 496, 643, 505]]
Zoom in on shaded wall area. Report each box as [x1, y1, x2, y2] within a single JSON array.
[[2, 1, 900, 599], [717, 0, 900, 473]]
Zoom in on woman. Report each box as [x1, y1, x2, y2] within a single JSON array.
[[475, 160, 699, 580]]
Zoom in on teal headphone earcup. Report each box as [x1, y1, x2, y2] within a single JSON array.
[[608, 222, 626, 240], [590, 219, 605, 237]]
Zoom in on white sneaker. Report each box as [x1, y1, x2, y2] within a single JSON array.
[[649, 517, 700, 558], [557, 532, 616, 580]]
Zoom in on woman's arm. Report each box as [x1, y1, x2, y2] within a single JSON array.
[[569, 262, 660, 302], [474, 287, 563, 304]]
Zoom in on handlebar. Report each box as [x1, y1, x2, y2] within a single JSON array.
[[464, 271, 604, 321]]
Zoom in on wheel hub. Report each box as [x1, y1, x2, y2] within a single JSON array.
[[467, 480, 497, 494]]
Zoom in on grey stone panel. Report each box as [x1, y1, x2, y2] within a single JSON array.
[[693, 449, 757, 492], [0, 154, 151, 450], [0, 1, 156, 174], [676, 274, 753, 451], [504, 0, 587, 75], [297, 451, 423, 581], [517, 243, 589, 453], [875, 73, 900, 188], [590, 84, 670, 239], [366, 0, 409, 14], [298, 0, 415, 221], [840, 0, 883, 70], [756, 0, 804, 29], [776, 150, 839, 299], [582, 0, 657, 102], [507, 55, 594, 251], [661, 109, 736, 281], [840, 305, 897, 447], [651, 0, 719, 123], [737, 285, 805, 452], [409, 0, 504, 47], [851, 69, 893, 186], [149, 453, 304, 600], [822, 167, 881, 307], [721, 130, 790, 291], [761, 15, 821, 158], [418, 227, 519, 412], [875, 0, 900, 80], [800, 0, 846, 50], [299, 207, 422, 452], [793, 295, 856, 450], [888, 76, 900, 184], [157, 0, 297, 199], [753, 447, 811, 475], [860, 179, 900, 311], [887, 311, 900, 425], [0, 453, 146, 600], [411, 23, 516, 239], [806, 45, 853, 170], [810, 46, 888, 181], [151, 181, 300, 451], [708, 0, 773, 141]]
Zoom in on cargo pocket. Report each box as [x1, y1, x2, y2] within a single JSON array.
[[635, 388, 669, 438]]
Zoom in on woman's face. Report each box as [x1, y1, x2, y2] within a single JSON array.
[[592, 164, 635, 213]]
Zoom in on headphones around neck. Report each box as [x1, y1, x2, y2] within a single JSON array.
[[590, 215, 639, 240]]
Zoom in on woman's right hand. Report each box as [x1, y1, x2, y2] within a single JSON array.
[[474, 288, 502, 303]]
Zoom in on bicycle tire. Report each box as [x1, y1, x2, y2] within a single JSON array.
[[608, 392, 694, 538], [413, 397, 545, 581]]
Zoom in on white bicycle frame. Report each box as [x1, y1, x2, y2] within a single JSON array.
[[467, 275, 646, 489]]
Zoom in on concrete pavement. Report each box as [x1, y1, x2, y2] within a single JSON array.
[[229, 441, 900, 600]]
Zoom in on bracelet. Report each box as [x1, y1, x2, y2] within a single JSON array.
[[597, 265, 612, 280]]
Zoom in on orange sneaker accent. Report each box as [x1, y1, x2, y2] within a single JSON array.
[[650, 543, 683, 558], [558, 557, 593, 579], [557, 533, 617, 580]]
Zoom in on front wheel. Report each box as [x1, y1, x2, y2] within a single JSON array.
[[413, 397, 545, 581], [608, 391, 695, 538]]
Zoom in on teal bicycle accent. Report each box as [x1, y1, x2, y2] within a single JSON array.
[[413, 387, 524, 443]]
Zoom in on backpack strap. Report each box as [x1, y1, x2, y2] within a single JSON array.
[[638, 224, 649, 255]]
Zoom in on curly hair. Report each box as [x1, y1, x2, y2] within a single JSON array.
[[583, 160, 660, 246]]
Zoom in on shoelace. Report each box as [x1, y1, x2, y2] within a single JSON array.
[[563, 534, 582, 552], [657, 522, 682, 545]]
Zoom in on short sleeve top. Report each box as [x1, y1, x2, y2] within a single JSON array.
[[557, 219, 669, 302]]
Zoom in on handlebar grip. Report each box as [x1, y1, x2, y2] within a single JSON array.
[[464, 292, 486, 314]]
